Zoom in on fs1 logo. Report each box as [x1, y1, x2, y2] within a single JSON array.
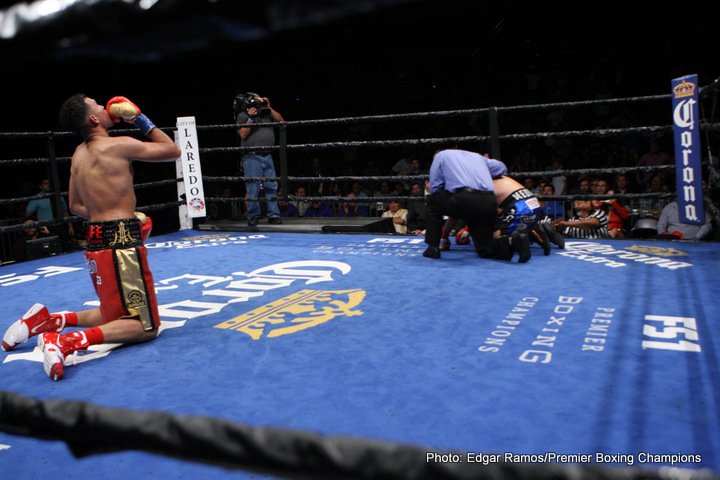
[[642, 315, 700, 352]]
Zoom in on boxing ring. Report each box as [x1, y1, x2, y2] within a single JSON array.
[[1, 82, 720, 479]]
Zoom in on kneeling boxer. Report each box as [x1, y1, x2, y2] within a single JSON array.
[[440, 175, 564, 254], [423, 149, 531, 262], [494, 175, 564, 254], [2, 94, 180, 381]]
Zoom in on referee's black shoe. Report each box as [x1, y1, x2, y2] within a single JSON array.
[[423, 246, 441, 259]]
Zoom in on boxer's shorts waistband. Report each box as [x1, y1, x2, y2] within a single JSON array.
[[500, 188, 536, 211], [85, 218, 142, 251]]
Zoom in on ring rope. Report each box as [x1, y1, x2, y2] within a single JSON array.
[[205, 192, 677, 205], [0, 189, 683, 235], [0, 81, 716, 241], [195, 92, 679, 132], [197, 127, 669, 156], [202, 175, 429, 184], [0, 156, 70, 166], [0, 200, 184, 235], [1, 123, 716, 167], [0, 179, 179, 207], [0, 193, 55, 206], [0, 79, 716, 140], [0, 90, 693, 140], [511, 164, 679, 178], [202, 165, 680, 186], [4, 391, 717, 480]]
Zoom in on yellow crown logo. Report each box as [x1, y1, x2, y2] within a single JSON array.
[[626, 245, 687, 257], [215, 289, 366, 340], [673, 80, 695, 99]]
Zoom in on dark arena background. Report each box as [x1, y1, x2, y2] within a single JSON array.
[[1, 1, 719, 479]]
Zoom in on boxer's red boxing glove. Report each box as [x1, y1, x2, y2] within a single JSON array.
[[455, 226, 471, 245], [134, 212, 153, 242], [107, 96, 156, 136], [106, 96, 141, 123]]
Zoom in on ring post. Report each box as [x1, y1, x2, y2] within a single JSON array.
[[175, 117, 207, 230]]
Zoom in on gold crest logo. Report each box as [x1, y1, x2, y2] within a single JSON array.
[[673, 80, 695, 99], [215, 289, 366, 339], [626, 245, 687, 257], [109, 221, 137, 246], [126, 290, 147, 308]]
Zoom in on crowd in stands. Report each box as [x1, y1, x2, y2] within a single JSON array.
[[2, 136, 719, 265]]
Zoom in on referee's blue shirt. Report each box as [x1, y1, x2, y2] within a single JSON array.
[[429, 149, 507, 194]]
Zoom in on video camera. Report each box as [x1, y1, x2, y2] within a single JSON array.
[[233, 92, 270, 120]]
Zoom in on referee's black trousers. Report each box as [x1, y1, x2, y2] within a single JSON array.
[[424, 189, 514, 260]]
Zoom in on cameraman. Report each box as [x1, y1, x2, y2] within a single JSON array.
[[236, 94, 285, 226]]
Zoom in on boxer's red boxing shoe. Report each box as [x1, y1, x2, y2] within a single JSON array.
[[38, 333, 67, 381], [38, 330, 100, 381], [439, 238, 451, 251], [2, 304, 66, 352]]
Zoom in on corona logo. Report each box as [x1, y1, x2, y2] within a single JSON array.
[[673, 80, 696, 99], [109, 221, 136, 246], [214, 289, 366, 339], [626, 245, 687, 257]]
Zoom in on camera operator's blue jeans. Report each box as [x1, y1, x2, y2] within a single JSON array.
[[243, 153, 280, 220]]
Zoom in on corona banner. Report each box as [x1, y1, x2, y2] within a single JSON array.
[[671, 74, 705, 224]]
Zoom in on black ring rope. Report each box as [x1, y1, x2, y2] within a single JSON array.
[[0, 131, 75, 139], [1, 79, 717, 140], [196, 124, 720, 157], [208, 192, 677, 203], [0, 201, 183, 234], [511, 164, 678, 179], [0, 183, 685, 234], [0, 90, 691, 139], [0, 157, 59, 166], [0, 162, 691, 230], [0, 179, 179, 206], [203, 175, 429, 184], [134, 178, 180, 189], [3, 122, 719, 167], [195, 92, 680, 131], [1, 391, 717, 480], [202, 165, 679, 186], [137, 200, 184, 212], [0, 193, 55, 206], [1, 82, 717, 235]]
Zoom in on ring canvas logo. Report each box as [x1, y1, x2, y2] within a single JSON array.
[[558, 242, 693, 269], [215, 289, 366, 339], [146, 233, 268, 249], [3, 260, 360, 367], [477, 295, 702, 365], [625, 245, 688, 257]]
